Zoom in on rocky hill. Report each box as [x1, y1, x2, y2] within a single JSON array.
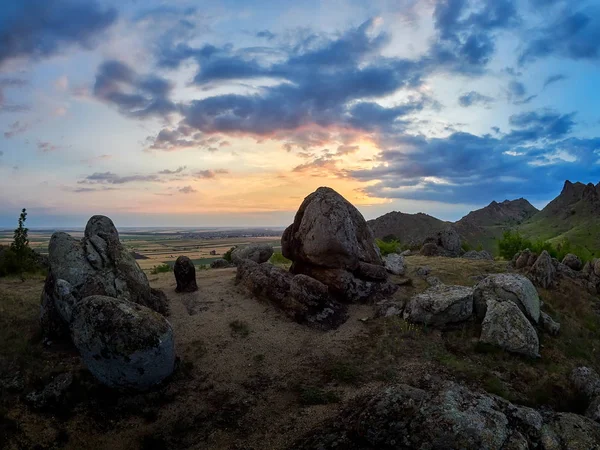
[[518, 180, 600, 259], [367, 211, 449, 247]]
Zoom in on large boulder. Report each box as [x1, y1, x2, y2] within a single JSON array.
[[571, 366, 600, 421], [473, 273, 540, 324], [41, 216, 168, 338], [70, 295, 175, 390], [383, 253, 405, 275], [231, 243, 274, 266], [210, 258, 231, 269], [282, 187, 395, 303], [421, 226, 462, 257], [174, 256, 198, 293], [540, 311, 561, 336], [530, 250, 556, 289], [514, 249, 537, 269], [480, 300, 540, 358], [282, 187, 382, 270], [562, 253, 583, 271], [403, 284, 474, 327]]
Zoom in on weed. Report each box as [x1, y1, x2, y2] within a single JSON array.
[[150, 264, 171, 274]]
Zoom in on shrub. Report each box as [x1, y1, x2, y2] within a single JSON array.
[[498, 230, 532, 260], [269, 252, 291, 265], [0, 208, 37, 277], [150, 263, 171, 274], [376, 238, 400, 256], [461, 242, 472, 252], [223, 246, 237, 262]]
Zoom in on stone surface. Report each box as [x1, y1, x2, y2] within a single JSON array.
[[416, 266, 430, 277], [41, 215, 168, 338], [463, 250, 494, 260], [421, 226, 462, 257], [174, 256, 198, 293], [531, 250, 556, 289], [480, 300, 540, 358], [473, 273, 540, 323], [403, 284, 474, 326], [383, 253, 405, 275], [282, 187, 382, 270], [570, 366, 600, 399], [25, 372, 73, 410], [231, 243, 274, 266], [420, 242, 440, 256], [562, 253, 583, 271], [71, 295, 175, 390], [540, 311, 560, 336], [210, 258, 231, 269], [291, 381, 600, 450]]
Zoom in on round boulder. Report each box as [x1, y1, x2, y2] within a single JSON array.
[[562, 253, 582, 271], [71, 295, 175, 390], [403, 284, 474, 327], [231, 244, 274, 266], [174, 256, 198, 293], [210, 258, 231, 269], [384, 253, 406, 275]]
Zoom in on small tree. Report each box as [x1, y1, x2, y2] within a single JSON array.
[[10, 208, 31, 277]]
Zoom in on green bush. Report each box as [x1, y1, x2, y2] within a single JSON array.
[[376, 238, 400, 256], [498, 230, 584, 262], [270, 252, 291, 265], [223, 246, 237, 262], [461, 242, 472, 252], [150, 263, 171, 274], [0, 208, 38, 277]]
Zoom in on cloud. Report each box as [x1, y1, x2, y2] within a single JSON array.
[[79, 172, 161, 185], [543, 74, 568, 88], [3, 120, 30, 138], [36, 141, 60, 152], [194, 169, 229, 179], [0, 78, 29, 112], [94, 60, 177, 118], [506, 80, 537, 105], [70, 186, 118, 193], [0, 0, 117, 68], [158, 166, 187, 174], [256, 30, 276, 40], [178, 185, 197, 194], [458, 91, 494, 107], [507, 109, 575, 141], [54, 76, 69, 92], [520, 7, 600, 64], [336, 145, 359, 156]]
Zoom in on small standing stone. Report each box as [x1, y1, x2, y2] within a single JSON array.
[[174, 256, 198, 293]]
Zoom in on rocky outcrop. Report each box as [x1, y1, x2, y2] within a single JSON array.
[[480, 300, 540, 358], [210, 258, 232, 269], [530, 250, 556, 289], [383, 253, 405, 275], [562, 253, 583, 271], [463, 250, 494, 260], [473, 273, 540, 324], [420, 226, 462, 257], [282, 187, 396, 303], [403, 285, 473, 327], [71, 295, 175, 390], [291, 381, 600, 450], [540, 311, 560, 336], [571, 367, 600, 422], [231, 243, 274, 266], [25, 373, 73, 410], [236, 259, 347, 330], [40, 215, 168, 338], [174, 256, 198, 293]]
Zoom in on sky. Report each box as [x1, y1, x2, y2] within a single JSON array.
[[0, 0, 599, 228]]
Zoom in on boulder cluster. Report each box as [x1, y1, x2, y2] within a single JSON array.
[[419, 226, 462, 257], [381, 272, 557, 358], [513, 249, 600, 293], [292, 380, 600, 450], [40, 216, 174, 390], [235, 187, 398, 330]]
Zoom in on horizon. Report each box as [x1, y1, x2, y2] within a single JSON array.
[[1, 1, 600, 227]]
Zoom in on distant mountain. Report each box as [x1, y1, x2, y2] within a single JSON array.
[[367, 211, 449, 247], [368, 180, 600, 257], [518, 180, 600, 259]]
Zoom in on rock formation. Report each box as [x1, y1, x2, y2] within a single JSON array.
[[210, 258, 232, 269], [383, 253, 405, 275], [174, 256, 198, 292], [71, 295, 175, 390], [530, 250, 556, 289], [562, 253, 583, 271], [571, 367, 600, 422], [40, 215, 168, 338], [403, 284, 473, 326], [420, 226, 462, 257], [282, 187, 396, 302], [231, 243, 273, 266]]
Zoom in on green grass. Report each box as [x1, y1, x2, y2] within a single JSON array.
[[376, 238, 400, 256], [269, 252, 291, 265], [150, 263, 171, 274]]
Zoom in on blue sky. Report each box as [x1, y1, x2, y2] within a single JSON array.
[[0, 0, 599, 227]]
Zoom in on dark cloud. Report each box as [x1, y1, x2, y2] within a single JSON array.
[[79, 172, 161, 185], [507, 109, 575, 141], [458, 91, 494, 107], [543, 74, 568, 88], [70, 186, 118, 193], [506, 80, 537, 105], [158, 166, 187, 174], [194, 169, 229, 179], [256, 30, 276, 40], [519, 7, 600, 64], [0, 0, 117, 67], [178, 185, 197, 194], [94, 60, 177, 118]]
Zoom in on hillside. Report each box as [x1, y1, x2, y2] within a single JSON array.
[[518, 181, 600, 259], [367, 211, 449, 246]]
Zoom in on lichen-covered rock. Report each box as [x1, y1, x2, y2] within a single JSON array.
[[420, 242, 440, 256], [421, 227, 462, 257], [426, 276, 442, 286], [174, 256, 198, 293], [463, 250, 494, 260], [236, 259, 292, 303], [540, 311, 560, 336], [570, 367, 600, 399], [416, 266, 431, 277], [594, 259, 600, 277], [282, 187, 382, 270], [531, 250, 556, 289], [383, 253, 405, 275], [562, 253, 583, 271], [71, 295, 175, 390], [473, 273, 540, 323], [541, 413, 600, 449], [25, 372, 73, 410], [403, 284, 473, 326], [210, 258, 231, 269], [480, 300, 540, 358], [231, 243, 274, 265], [41, 215, 168, 338]]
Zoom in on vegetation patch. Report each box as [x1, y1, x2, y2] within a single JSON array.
[[229, 320, 250, 338]]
